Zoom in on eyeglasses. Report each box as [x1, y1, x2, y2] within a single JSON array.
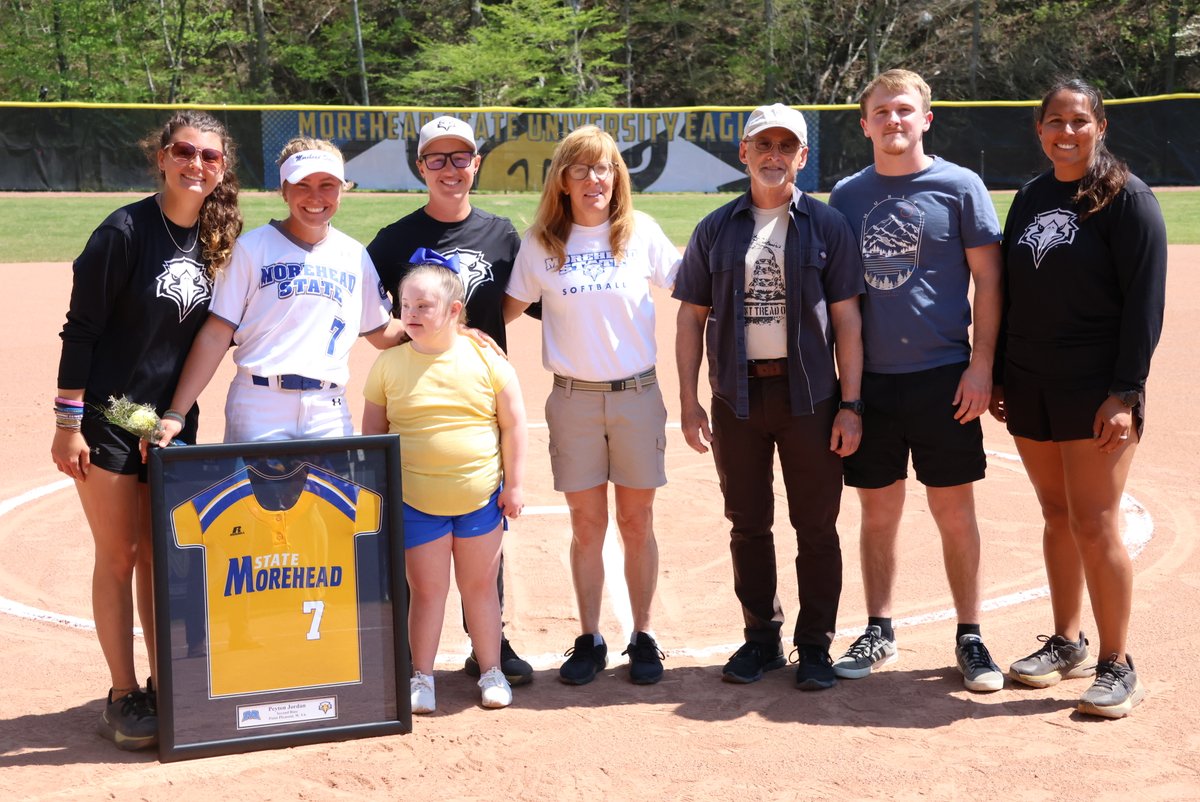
[[565, 162, 614, 181], [748, 138, 803, 155], [420, 151, 475, 170], [164, 141, 225, 168]]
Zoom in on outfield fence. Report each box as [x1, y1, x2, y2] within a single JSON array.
[[2, 96, 1198, 193]]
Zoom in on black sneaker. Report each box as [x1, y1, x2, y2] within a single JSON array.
[[721, 640, 786, 684], [98, 689, 157, 751], [465, 638, 535, 686], [559, 634, 607, 685], [793, 645, 838, 691], [1078, 653, 1145, 718], [622, 632, 665, 685]]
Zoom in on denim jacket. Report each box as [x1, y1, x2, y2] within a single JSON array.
[[673, 185, 864, 419]]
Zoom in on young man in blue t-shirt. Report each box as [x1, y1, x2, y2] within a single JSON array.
[[828, 69, 1006, 692]]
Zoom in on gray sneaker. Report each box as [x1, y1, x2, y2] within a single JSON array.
[[1078, 653, 1145, 718], [832, 625, 898, 679], [98, 689, 157, 751], [956, 634, 1004, 692], [1009, 632, 1095, 688]]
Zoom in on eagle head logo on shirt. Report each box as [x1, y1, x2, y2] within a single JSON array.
[[156, 257, 212, 321], [1017, 208, 1079, 270], [442, 248, 493, 302]]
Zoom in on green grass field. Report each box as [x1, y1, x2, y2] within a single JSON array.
[[1, 189, 1195, 263]]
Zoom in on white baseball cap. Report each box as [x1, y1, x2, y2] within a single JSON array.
[[418, 116, 477, 155], [279, 149, 345, 185], [744, 103, 807, 145]]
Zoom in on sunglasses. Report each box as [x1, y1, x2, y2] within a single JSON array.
[[420, 151, 475, 170], [164, 141, 225, 169]]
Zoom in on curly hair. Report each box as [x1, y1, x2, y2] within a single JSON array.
[[141, 111, 243, 276], [530, 125, 634, 271], [1037, 78, 1129, 220]]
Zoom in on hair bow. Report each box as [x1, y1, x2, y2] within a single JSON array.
[[409, 247, 461, 274]]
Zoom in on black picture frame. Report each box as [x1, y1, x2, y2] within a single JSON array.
[[149, 435, 410, 762]]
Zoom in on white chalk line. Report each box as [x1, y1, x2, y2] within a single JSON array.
[[0, 448, 1155, 671]]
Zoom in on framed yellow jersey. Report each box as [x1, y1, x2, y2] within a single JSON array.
[[150, 436, 409, 762], [171, 462, 382, 697]]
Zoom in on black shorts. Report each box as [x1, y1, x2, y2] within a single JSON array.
[[843, 363, 986, 489], [1002, 368, 1143, 442], [81, 407, 199, 482]]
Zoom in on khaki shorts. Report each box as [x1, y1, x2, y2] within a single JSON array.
[[545, 378, 668, 493]]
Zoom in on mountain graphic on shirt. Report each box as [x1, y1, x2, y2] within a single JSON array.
[[860, 198, 925, 291], [863, 214, 920, 259]]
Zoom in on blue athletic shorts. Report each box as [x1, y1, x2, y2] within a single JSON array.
[[403, 485, 505, 549]]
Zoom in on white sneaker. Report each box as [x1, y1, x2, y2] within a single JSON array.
[[410, 671, 436, 714], [478, 666, 513, 709]]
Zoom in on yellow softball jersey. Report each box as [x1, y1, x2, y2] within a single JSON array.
[[171, 463, 382, 697]]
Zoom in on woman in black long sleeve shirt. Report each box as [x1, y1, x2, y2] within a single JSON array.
[[51, 112, 242, 749], [990, 79, 1166, 719]]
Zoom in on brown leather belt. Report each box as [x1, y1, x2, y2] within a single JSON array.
[[748, 358, 787, 378], [553, 367, 657, 392]]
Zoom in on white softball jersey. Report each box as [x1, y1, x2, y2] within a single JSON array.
[[212, 222, 391, 387]]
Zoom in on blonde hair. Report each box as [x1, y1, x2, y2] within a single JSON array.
[[530, 125, 634, 271], [858, 69, 932, 117], [141, 111, 243, 276], [399, 264, 467, 326], [277, 136, 343, 165]]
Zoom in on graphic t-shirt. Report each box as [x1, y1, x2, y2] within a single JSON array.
[[744, 203, 789, 360], [999, 170, 1167, 389], [171, 463, 382, 697], [58, 195, 213, 413], [507, 211, 680, 381], [829, 156, 1001, 373], [367, 207, 522, 350]]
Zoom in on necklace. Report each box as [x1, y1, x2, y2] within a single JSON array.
[[158, 195, 199, 253]]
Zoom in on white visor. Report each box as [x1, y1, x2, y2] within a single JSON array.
[[280, 149, 345, 185]]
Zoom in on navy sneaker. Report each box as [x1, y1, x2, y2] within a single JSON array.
[[721, 640, 786, 684], [622, 632, 665, 685], [559, 634, 607, 685], [98, 689, 157, 751], [793, 645, 838, 691]]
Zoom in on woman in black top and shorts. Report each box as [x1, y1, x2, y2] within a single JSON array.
[[990, 79, 1166, 719], [52, 112, 242, 749]]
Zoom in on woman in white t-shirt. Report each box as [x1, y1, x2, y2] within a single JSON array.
[[503, 125, 680, 687]]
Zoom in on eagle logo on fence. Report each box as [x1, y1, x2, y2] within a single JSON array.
[[1017, 208, 1079, 269], [156, 256, 212, 321]]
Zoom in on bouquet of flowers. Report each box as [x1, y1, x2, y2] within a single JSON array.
[[99, 395, 181, 444]]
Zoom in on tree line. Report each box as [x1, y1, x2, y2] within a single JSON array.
[[3, 0, 1197, 108]]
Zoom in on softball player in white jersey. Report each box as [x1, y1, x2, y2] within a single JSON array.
[[155, 138, 403, 445]]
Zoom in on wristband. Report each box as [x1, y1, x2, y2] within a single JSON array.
[[162, 409, 187, 425], [54, 396, 84, 408]]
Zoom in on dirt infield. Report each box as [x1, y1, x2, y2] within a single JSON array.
[[1, 251, 1198, 800]]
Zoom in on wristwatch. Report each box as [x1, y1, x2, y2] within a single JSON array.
[[838, 399, 865, 415], [1112, 390, 1140, 408]]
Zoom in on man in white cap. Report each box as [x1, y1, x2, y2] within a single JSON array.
[[673, 103, 865, 690], [367, 115, 535, 686]]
